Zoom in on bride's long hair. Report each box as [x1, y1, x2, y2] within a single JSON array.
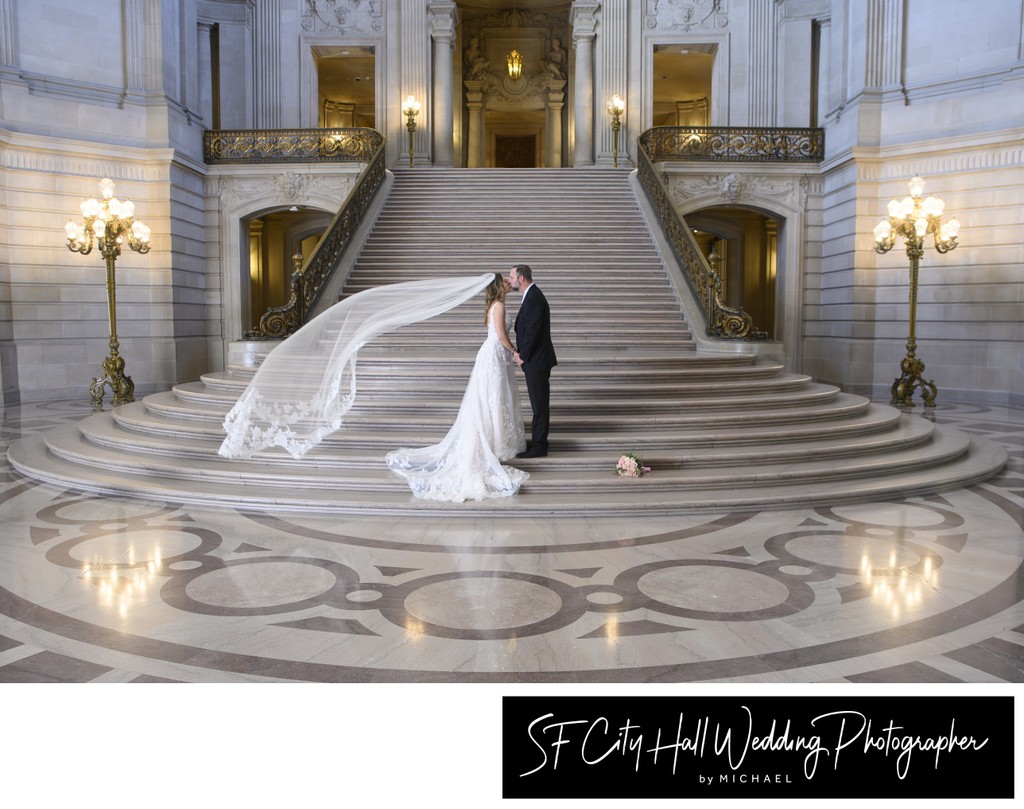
[[484, 272, 506, 322]]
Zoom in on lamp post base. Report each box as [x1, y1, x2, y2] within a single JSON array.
[[90, 351, 135, 412], [890, 352, 937, 409]]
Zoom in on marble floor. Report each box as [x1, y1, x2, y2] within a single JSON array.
[[1, 399, 1022, 804]]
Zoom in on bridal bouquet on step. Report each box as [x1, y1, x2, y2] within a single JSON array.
[[616, 452, 651, 478]]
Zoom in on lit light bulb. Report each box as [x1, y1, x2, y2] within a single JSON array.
[[921, 196, 944, 218], [941, 218, 960, 240], [64, 220, 80, 240], [914, 217, 928, 237], [908, 175, 925, 198], [873, 220, 891, 242], [92, 219, 106, 236], [99, 178, 115, 199]]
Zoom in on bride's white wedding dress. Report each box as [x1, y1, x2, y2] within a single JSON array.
[[386, 307, 528, 502]]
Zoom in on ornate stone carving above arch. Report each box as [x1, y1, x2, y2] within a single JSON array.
[[645, 0, 730, 32], [301, 0, 385, 34]]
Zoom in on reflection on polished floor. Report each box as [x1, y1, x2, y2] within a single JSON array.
[[0, 399, 1022, 684]]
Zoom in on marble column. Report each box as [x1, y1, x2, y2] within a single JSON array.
[[545, 81, 566, 168], [465, 81, 484, 168], [197, 22, 214, 129], [571, 2, 600, 166], [428, 3, 458, 166]]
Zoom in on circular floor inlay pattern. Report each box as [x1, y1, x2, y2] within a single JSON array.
[[785, 535, 919, 571], [637, 565, 791, 613], [184, 563, 337, 609], [404, 578, 562, 630], [69, 530, 204, 565], [829, 502, 953, 529]]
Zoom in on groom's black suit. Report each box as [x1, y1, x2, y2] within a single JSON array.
[[514, 284, 557, 453]]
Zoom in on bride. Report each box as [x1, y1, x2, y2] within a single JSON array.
[[386, 273, 528, 501], [218, 272, 527, 502]]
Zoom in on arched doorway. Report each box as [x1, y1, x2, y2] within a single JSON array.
[[244, 208, 331, 331], [688, 207, 781, 340]]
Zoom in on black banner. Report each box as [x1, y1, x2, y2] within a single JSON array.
[[503, 696, 1013, 799]]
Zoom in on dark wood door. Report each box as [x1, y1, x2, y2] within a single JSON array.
[[495, 135, 536, 168]]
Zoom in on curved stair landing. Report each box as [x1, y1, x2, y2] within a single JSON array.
[[7, 168, 1007, 515]]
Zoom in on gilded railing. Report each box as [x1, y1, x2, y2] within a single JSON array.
[[208, 128, 387, 339], [640, 125, 824, 163], [203, 127, 381, 164], [637, 128, 773, 340]]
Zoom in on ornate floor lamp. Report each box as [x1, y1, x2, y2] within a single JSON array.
[[608, 95, 625, 168], [402, 95, 420, 168], [64, 178, 151, 411], [873, 175, 960, 408]]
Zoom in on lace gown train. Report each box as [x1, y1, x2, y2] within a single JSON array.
[[386, 310, 528, 502]]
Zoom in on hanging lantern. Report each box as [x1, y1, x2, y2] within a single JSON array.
[[507, 49, 523, 80]]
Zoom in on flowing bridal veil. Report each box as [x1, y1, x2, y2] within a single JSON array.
[[219, 274, 495, 461]]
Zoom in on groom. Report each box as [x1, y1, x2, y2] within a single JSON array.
[[510, 264, 557, 458]]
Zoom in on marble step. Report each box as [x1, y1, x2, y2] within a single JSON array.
[[10, 425, 1005, 517], [143, 384, 848, 425], [106, 398, 891, 450], [199, 368, 799, 396], [76, 407, 933, 467], [47, 422, 965, 492], [121, 392, 871, 440], [180, 374, 815, 405]]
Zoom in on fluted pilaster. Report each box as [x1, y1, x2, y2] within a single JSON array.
[[401, 0, 429, 165], [198, 22, 214, 127], [571, 1, 600, 166], [182, 0, 199, 116], [254, 0, 281, 128], [748, 0, 778, 126], [865, 0, 903, 89], [124, 0, 162, 92], [595, 0, 628, 166], [0, 0, 16, 67]]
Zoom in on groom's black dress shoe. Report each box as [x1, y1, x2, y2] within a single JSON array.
[[516, 447, 548, 458]]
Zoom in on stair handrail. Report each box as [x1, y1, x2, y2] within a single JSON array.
[[204, 128, 387, 339], [637, 128, 768, 340]]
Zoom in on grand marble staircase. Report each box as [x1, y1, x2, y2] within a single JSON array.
[[8, 168, 1006, 515]]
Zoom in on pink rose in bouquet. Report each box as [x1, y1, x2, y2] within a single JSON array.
[[616, 452, 651, 478]]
